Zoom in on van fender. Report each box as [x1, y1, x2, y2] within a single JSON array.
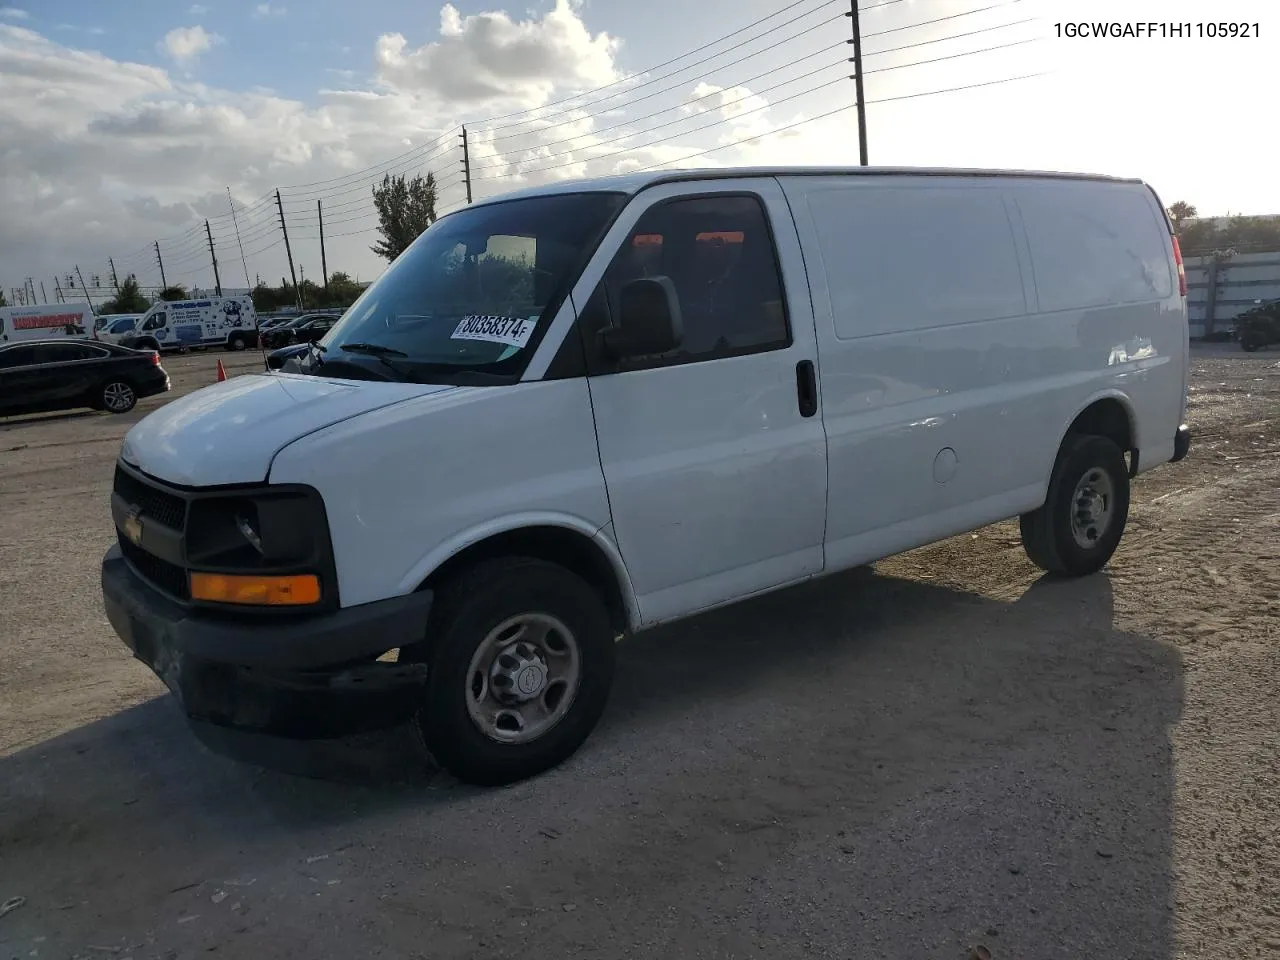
[[1045, 388, 1139, 481], [396, 511, 641, 629]]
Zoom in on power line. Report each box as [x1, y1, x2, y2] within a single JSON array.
[[473, 73, 849, 182], [480, 39, 848, 156], [474, 59, 847, 170], [484, 1, 844, 136], [636, 69, 1048, 173], [475, 0, 879, 127], [472, 24, 1037, 180], [276, 129, 458, 197], [861, 0, 1024, 41]]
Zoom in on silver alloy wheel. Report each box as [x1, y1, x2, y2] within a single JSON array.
[[102, 382, 135, 412], [464, 613, 581, 744], [1070, 467, 1115, 549]]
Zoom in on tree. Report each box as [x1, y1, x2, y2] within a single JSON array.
[[371, 171, 438, 262], [325, 271, 366, 308], [1167, 201, 1197, 227], [100, 276, 150, 314], [0, 289, 6, 307], [158, 285, 189, 302]]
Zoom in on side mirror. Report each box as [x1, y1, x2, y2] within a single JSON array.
[[599, 276, 683, 360]]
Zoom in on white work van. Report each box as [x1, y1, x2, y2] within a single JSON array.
[[121, 295, 257, 352], [101, 167, 1191, 786], [96, 314, 145, 345], [0, 304, 96, 343]]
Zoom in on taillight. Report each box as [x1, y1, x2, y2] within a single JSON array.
[[1172, 234, 1187, 297], [150, 351, 161, 366]]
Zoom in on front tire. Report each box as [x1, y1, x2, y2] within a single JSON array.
[[100, 380, 137, 414], [1019, 434, 1130, 577], [410, 558, 616, 786]]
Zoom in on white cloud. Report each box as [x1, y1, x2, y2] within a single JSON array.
[[188, 3, 208, 13], [252, 3, 285, 18], [0, 7, 28, 20], [375, 0, 619, 108], [160, 25, 221, 63]]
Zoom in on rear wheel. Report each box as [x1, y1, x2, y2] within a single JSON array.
[[100, 380, 137, 414], [1019, 434, 1129, 577], [407, 557, 616, 786], [228, 333, 248, 351]]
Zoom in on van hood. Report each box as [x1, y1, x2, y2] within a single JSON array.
[[120, 373, 450, 486]]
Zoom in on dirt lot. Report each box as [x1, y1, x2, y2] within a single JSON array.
[[1, 344, 1277, 960]]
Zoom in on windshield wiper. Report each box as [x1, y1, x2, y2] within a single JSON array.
[[337, 341, 412, 379], [339, 342, 409, 358]]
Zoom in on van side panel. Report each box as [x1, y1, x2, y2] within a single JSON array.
[[782, 174, 1186, 572], [1011, 180, 1185, 469]]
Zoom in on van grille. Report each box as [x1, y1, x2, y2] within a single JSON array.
[[119, 534, 190, 601], [113, 465, 186, 530]]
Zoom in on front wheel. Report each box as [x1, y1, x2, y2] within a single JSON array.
[[100, 380, 137, 414], [1019, 434, 1130, 577], [409, 558, 616, 786]]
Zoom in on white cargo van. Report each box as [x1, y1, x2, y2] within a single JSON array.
[[0, 303, 96, 343], [121, 295, 257, 352], [101, 167, 1190, 785], [96, 314, 145, 345]]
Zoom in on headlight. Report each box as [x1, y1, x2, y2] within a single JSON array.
[[185, 489, 335, 607]]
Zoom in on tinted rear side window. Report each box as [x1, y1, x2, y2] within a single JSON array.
[[805, 184, 1026, 340], [1016, 183, 1173, 313]]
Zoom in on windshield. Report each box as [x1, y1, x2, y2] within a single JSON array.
[[320, 191, 626, 379], [107, 317, 136, 333]]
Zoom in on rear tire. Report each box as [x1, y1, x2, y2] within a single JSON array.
[[228, 333, 248, 351], [1019, 434, 1129, 577], [407, 557, 616, 786], [100, 380, 137, 414]]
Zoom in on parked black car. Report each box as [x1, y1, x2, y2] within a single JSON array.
[[260, 313, 341, 349], [1236, 298, 1280, 352], [266, 342, 310, 370], [0, 339, 170, 416]]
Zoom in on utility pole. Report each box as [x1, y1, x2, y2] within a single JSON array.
[[74, 265, 95, 312], [205, 219, 222, 297], [275, 189, 302, 310], [318, 199, 329, 302], [227, 187, 252, 290], [846, 0, 868, 166], [108, 258, 120, 292], [299, 264, 307, 309], [154, 241, 168, 290], [40, 281, 48, 304], [460, 126, 473, 204]]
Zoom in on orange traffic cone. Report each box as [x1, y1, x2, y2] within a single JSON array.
[[215, 359, 227, 383]]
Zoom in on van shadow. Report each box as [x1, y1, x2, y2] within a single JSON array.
[[0, 566, 1181, 959]]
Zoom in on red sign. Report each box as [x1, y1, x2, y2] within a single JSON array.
[[13, 312, 84, 330]]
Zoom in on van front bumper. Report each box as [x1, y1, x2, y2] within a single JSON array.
[[101, 544, 433, 741]]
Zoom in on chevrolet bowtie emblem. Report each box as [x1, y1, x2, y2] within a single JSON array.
[[123, 506, 144, 546]]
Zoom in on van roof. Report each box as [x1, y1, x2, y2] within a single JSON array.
[[471, 165, 1145, 207]]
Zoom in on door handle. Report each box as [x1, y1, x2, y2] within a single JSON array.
[[795, 359, 818, 418]]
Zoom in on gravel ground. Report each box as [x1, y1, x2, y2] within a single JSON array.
[[1, 343, 1277, 960]]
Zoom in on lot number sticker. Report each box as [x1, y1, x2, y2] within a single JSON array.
[[451, 314, 537, 348]]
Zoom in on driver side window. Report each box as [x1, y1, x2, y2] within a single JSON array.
[[580, 194, 790, 374], [143, 313, 166, 331]]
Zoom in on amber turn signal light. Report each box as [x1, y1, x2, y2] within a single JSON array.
[[189, 572, 321, 606]]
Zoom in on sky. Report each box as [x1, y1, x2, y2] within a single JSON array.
[[1, 0, 1276, 302]]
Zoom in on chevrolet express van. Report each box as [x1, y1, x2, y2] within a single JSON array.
[[101, 167, 1191, 785]]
